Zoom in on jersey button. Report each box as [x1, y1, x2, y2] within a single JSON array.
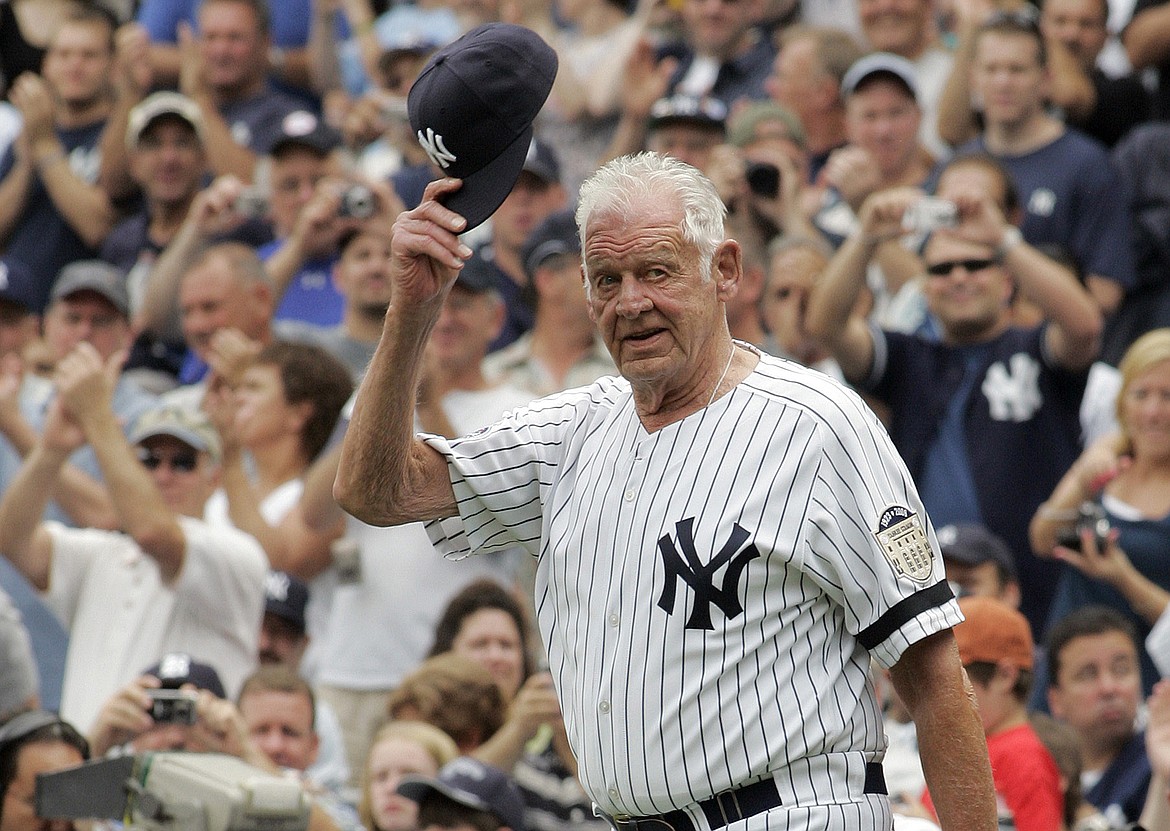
[[624, 489, 635, 501], [599, 700, 610, 714], [609, 788, 619, 799], [608, 614, 619, 627]]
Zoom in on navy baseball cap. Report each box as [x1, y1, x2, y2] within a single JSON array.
[[521, 209, 579, 280], [648, 94, 728, 133], [143, 652, 226, 698], [264, 570, 309, 633], [407, 23, 558, 231], [269, 110, 343, 157], [399, 757, 526, 831], [937, 523, 1017, 579], [520, 138, 561, 186], [0, 258, 36, 314], [454, 254, 500, 294]]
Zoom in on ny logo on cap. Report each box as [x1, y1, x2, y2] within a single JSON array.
[[418, 127, 457, 169]]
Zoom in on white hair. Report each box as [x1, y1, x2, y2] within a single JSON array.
[[575, 153, 727, 293]]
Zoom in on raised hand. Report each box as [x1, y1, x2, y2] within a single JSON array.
[[388, 178, 473, 310]]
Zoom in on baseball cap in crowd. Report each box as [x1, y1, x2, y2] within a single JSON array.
[[454, 255, 500, 294], [0, 258, 36, 315], [126, 91, 205, 150], [726, 101, 806, 151], [841, 52, 919, 100], [936, 523, 1017, 579], [648, 94, 728, 133], [953, 596, 1034, 670], [128, 404, 222, 463], [143, 652, 227, 698], [269, 110, 343, 157], [377, 5, 461, 57], [407, 22, 558, 231], [50, 261, 130, 318], [264, 570, 309, 633], [399, 757, 527, 831], [520, 138, 561, 186], [521, 209, 579, 281]]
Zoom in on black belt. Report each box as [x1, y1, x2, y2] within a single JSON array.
[[602, 763, 887, 831]]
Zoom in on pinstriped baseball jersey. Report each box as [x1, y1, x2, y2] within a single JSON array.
[[424, 349, 962, 829]]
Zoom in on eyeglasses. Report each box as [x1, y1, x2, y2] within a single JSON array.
[[138, 450, 199, 472], [925, 258, 998, 277]]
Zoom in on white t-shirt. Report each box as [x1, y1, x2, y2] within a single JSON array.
[[47, 516, 267, 732]]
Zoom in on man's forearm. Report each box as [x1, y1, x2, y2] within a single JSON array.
[[0, 443, 66, 587], [0, 162, 34, 244], [35, 141, 117, 247]]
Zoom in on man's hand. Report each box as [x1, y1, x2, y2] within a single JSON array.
[[289, 180, 364, 259], [54, 343, 124, 436], [936, 187, 1011, 250], [202, 375, 242, 456], [9, 73, 57, 151], [507, 673, 564, 741], [206, 328, 262, 390], [821, 146, 882, 212], [114, 23, 153, 100], [389, 178, 473, 310], [620, 38, 676, 120], [856, 186, 925, 243], [88, 675, 161, 757], [185, 175, 250, 237], [177, 21, 210, 100]]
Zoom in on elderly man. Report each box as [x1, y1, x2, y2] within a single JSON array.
[[334, 153, 997, 830]]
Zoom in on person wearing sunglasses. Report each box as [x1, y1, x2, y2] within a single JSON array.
[[806, 178, 1102, 637], [0, 343, 268, 739]]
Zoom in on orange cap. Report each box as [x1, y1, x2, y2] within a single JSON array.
[[953, 596, 1034, 670]]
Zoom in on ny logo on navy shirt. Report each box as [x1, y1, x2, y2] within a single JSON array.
[[657, 518, 760, 630]]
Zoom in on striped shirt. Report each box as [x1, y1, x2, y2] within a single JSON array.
[[424, 351, 961, 828]]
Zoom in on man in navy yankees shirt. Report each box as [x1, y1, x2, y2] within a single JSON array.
[[334, 149, 997, 829]]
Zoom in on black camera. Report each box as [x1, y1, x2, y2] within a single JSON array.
[[745, 162, 781, 199], [147, 688, 199, 724], [1055, 501, 1111, 552], [233, 188, 269, 219], [339, 184, 377, 219]]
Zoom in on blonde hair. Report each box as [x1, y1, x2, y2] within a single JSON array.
[[1116, 328, 1170, 454], [358, 720, 459, 831]]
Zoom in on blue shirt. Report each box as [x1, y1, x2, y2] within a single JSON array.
[[257, 239, 344, 326]]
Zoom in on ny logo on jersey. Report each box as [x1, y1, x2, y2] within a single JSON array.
[[982, 353, 1042, 422], [657, 518, 760, 631], [417, 128, 457, 170]]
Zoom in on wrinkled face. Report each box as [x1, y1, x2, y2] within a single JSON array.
[[1121, 360, 1170, 463], [972, 31, 1048, 130], [132, 118, 207, 207], [43, 292, 130, 363], [859, 0, 931, 55], [234, 363, 305, 450], [42, 20, 113, 109], [427, 288, 503, 375], [680, 0, 755, 58], [1, 741, 85, 831], [921, 234, 1011, 343], [335, 232, 393, 316], [647, 124, 725, 173], [583, 195, 729, 387], [1040, 0, 1108, 68], [451, 608, 526, 701], [367, 738, 440, 831], [491, 173, 563, 253], [197, 0, 268, 94], [136, 435, 216, 518], [1048, 632, 1141, 751], [845, 78, 921, 179], [268, 148, 329, 237], [239, 690, 318, 772]]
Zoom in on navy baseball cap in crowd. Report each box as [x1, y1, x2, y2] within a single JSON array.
[[520, 138, 561, 186], [453, 254, 500, 294], [264, 570, 309, 633], [50, 260, 131, 318], [143, 652, 226, 698], [0, 258, 36, 314], [399, 757, 527, 831], [407, 22, 558, 231], [269, 110, 343, 157], [936, 523, 1017, 579], [522, 210, 579, 281], [841, 52, 919, 100], [648, 94, 728, 133]]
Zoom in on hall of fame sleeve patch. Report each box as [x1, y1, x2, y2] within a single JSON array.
[[874, 506, 934, 584]]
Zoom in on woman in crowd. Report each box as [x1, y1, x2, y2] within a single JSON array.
[[1030, 327, 1170, 694]]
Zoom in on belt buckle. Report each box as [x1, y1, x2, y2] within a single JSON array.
[[713, 787, 744, 826]]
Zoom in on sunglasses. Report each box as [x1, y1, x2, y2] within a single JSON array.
[[138, 449, 199, 472], [925, 258, 998, 277]]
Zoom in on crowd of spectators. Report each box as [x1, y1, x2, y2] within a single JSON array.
[[0, 0, 1169, 830]]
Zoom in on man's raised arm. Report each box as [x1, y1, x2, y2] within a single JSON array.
[[333, 179, 471, 527]]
